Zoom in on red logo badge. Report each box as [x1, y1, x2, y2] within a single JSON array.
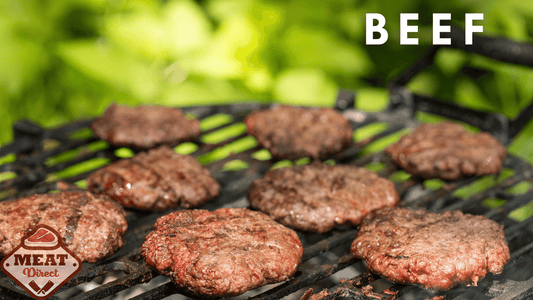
[[1, 225, 82, 299]]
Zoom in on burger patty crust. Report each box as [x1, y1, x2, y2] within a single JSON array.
[[0, 191, 127, 263], [88, 146, 220, 211], [351, 207, 510, 290], [244, 105, 353, 160], [247, 163, 400, 233], [385, 122, 506, 180], [141, 208, 303, 297], [91, 104, 200, 149]]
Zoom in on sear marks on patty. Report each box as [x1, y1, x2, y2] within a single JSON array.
[[141, 208, 303, 297], [385, 122, 506, 180], [247, 163, 399, 233], [351, 207, 510, 291], [91, 104, 200, 149], [244, 105, 353, 160], [88, 146, 220, 212], [0, 191, 127, 263]]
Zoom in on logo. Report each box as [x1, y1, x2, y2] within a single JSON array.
[[1, 225, 82, 299]]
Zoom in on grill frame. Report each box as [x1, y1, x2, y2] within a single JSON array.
[[1, 30, 533, 300]]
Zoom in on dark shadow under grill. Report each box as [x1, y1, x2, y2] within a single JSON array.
[[1, 27, 533, 300]]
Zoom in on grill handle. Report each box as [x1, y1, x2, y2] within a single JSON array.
[[447, 26, 533, 68]]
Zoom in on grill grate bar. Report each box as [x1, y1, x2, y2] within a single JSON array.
[[249, 253, 359, 300]]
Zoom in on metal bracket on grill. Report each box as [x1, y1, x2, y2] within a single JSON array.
[[335, 90, 356, 111], [13, 119, 44, 154], [447, 26, 533, 68]]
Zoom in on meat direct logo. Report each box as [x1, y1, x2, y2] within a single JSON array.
[[0, 225, 82, 299]]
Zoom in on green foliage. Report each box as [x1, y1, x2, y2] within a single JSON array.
[[1, 0, 533, 171]]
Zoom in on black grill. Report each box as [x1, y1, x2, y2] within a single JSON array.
[[1, 28, 533, 300]]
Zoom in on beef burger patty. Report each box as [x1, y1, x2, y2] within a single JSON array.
[[88, 146, 220, 211], [91, 104, 200, 149], [244, 105, 353, 160], [141, 208, 303, 297], [385, 122, 506, 180], [351, 207, 510, 290], [0, 191, 127, 263], [248, 163, 399, 233]]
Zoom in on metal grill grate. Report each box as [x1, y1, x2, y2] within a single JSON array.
[[1, 29, 533, 300]]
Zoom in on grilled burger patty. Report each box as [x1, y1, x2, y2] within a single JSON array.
[[351, 207, 510, 290], [91, 104, 200, 149], [248, 163, 400, 233], [385, 122, 506, 180], [0, 191, 127, 263], [244, 105, 353, 160], [88, 146, 220, 211], [141, 208, 303, 297]]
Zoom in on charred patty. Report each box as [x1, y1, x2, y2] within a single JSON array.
[[141, 208, 303, 297], [351, 207, 510, 290], [244, 105, 353, 160], [247, 163, 400, 233], [88, 146, 220, 211], [385, 122, 506, 180], [91, 104, 200, 149], [0, 191, 127, 263]]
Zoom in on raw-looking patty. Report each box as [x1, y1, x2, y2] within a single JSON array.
[[91, 104, 200, 149], [385, 122, 506, 180], [141, 208, 303, 297], [0, 191, 127, 263], [351, 207, 510, 290], [88, 146, 220, 211], [247, 163, 400, 233], [244, 105, 353, 160]]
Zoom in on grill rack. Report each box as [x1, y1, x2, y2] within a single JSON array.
[[0, 29, 533, 300]]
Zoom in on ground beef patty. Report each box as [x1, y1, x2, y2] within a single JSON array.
[[141, 208, 303, 297], [0, 191, 127, 263], [248, 163, 399, 233], [91, 104, 200, 149], [385, 122, 506, 180], [351, 207, 510, 290], [88, 146, 220, 211], [244, 105, 353, 160]]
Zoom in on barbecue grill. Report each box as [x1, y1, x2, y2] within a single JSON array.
[[1, 27, 533, 300]]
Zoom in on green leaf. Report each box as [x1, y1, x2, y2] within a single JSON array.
[[273, 68, 337, 106], [56, 40, 161, 100], [104, 12, 170, 60], [200, 114, 233, 131], [222, 159, 249, 171], [164, 0, 212, 56], [281, 26, 373, 76], [454, 78, 495, 112], [0, 36, 48, 95], [509, 201, 533, 222], [162, 78, 257, 106], [251, 149, 271, 161], [174, 142, 198, 155], [357, 88, 389, 112], [434, 49, 468, 76]]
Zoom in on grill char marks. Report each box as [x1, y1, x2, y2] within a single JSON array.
[[245, 105, 353, 160], [87, 146, 220, 211], [91, 104, 201, 149], [141, 208, 303, 297], [385, 122, 506, 180], [0, 191, 127, 263], [63, 193, 89, 244], [248, 163, 400, 233], [351, 207, 510, 290]]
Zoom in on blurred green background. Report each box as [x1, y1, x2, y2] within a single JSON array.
[[2, 0, 533, 163]]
